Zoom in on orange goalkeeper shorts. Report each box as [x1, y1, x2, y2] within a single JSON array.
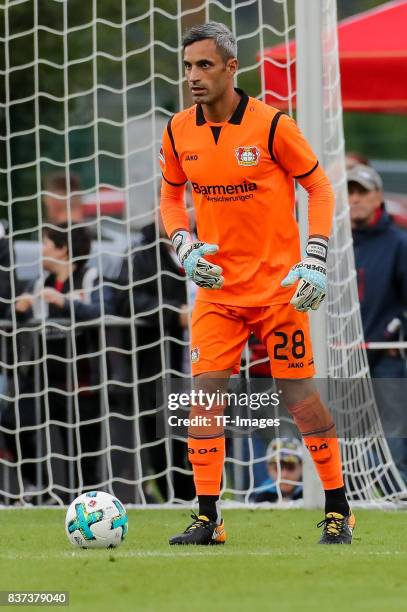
[[190, 300, 315, 379]]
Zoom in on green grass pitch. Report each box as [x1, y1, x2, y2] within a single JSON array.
[[0, 509, 406, 611]]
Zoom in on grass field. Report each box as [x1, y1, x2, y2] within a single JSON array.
[[0, 509, 406, 611]]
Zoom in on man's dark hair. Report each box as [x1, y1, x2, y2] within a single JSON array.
[[43, 223, 91, 266], [182, 22, 237, 62], [44, 171, 81, 194]]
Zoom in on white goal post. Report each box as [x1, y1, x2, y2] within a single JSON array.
[[296, 0, 406, 507], [0, 0, 405, 507]]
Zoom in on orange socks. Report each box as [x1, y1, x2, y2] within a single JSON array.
[[187, 436, 225, 496], [288, 392, 344, 490], [303, 436, 344, 489], [187, 392, 344, 497], [187, 401, 226, 496]]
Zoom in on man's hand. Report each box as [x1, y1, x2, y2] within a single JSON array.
[[41, 287, 66, 308], [172, 230, 224, 289], [15, 293, 35, 313], [281, 237, 328, 312]]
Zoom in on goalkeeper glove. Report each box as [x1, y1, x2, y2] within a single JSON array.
[[172, 230, 224, 289], [281, 236, 328, 312]]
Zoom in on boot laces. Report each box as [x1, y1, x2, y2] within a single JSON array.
[[184, 513, 212, 534], [317, 514, 345, 537]]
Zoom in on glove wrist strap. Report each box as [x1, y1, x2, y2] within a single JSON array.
[[306, 236, 328, 263], [171, 229, 192, 259]]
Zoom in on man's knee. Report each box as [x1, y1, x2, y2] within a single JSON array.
[[275, 377, 316, 406], [193, 369, 233, 394], [289, 396, 335, 437], [189, 402, 226, 438], [189, 370, 231, 437]]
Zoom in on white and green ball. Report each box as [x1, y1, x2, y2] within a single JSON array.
[[65, 491, 128, 549]]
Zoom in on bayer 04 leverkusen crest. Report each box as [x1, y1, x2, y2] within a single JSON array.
[[235, 146, 260, 167]]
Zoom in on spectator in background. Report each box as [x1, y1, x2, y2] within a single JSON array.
[[14, 224, 102, 321], [43, 172, 84, 225], [249, 438, 303, 503], [346, 152, 407, 230], [348, 164, 407, 484], [2, 224, 110, 502], [113, 211, 194, 502]]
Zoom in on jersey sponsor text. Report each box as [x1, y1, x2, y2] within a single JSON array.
[[191, 180, 257, 196]]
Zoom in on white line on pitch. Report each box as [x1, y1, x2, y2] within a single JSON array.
[[1, 550, 406, 560]]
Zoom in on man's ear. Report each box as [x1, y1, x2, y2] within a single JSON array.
[[226, 58, 238, 75], [374, 189, 383, 209]]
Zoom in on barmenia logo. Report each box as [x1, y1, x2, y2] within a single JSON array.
[[191, 181, 258, 196]]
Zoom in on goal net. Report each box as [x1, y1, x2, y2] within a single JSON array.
[[0, 0, 405, 506]]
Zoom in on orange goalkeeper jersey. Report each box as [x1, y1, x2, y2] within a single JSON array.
[[160, 89, 334, 306]]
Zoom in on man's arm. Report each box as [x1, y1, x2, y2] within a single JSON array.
[[297, 165, 335, 246], [42, 281, 112, 322], [161, 181, 224, 290], [281, 166, 334, 311], [159, 120, 224, 289], [159, 117, 189, 238], [160, 180, 189, 240], [271, 113, 335, 311]]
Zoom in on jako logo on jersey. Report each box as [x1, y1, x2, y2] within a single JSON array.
[[235, 146, 260, 166], [185, 154, 198, 161], [191, 347, 200, 363], [288, 362, 304, 369], [191, 181, 258, 196]]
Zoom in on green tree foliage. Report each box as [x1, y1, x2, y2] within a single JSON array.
[[337, 0, 388, 19]]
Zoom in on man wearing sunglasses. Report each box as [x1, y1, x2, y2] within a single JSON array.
[[250, 438, 303, 503]]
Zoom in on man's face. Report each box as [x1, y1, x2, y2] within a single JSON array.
[[348, 183, 382, 227], [268, 460, 302, 495], [183, 39, 237, 106], [42, 236, 67, 271], [43, 191, 83, 224], [43, 191, 67, 220]]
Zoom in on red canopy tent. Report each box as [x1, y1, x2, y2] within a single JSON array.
[[262, 0, 407, 113]]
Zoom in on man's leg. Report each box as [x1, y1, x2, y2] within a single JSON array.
[[262, 304, 354, 544], [276, 378, 354, 544], [276, 379, 348, 509], [169, 370, 232, 545], [188, 370, 232, 523], [169, 301, 248, 545]]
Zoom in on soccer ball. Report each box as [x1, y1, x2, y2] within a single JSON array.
[[65, 491, 128, 549]]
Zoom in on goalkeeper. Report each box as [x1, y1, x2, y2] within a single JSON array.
[[160, 22, 354, 545]]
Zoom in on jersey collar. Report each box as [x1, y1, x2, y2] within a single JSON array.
[[195, 88, 249, 126]]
